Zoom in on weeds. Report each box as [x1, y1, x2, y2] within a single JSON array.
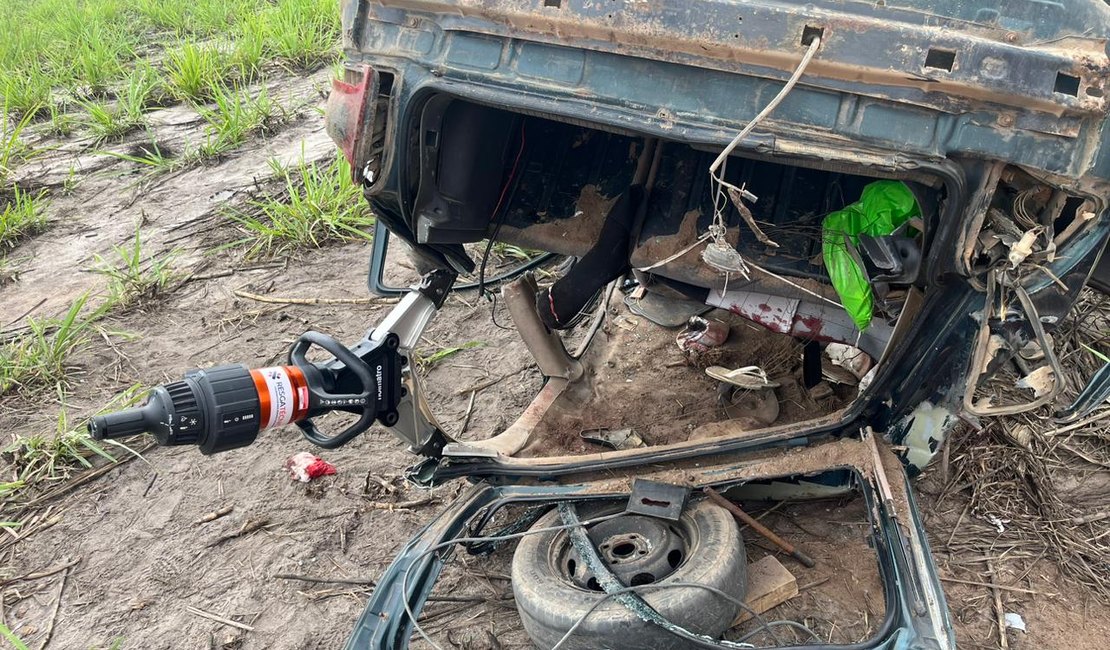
[[166, 43, 232, 102], [47, 102, 77, 137], [100, 141, 180, 176], [62, 166, 81, 195], [121, 64, 167, 116], [416, 341, 484, 370], [2, 385, 145, 498], [229, 156, 374, 257], [0, 64, 54, 120], [1, 98, 36, 183], [68, 24, 134, 95], [234, 19, 270, 80], [79, 65, 163, 142], [92, 228, 179, 310], [491, 242, 543, 262], [0, 295, 94, 396], [78, 99, 138, 142], [195, 84, 280, 158], [0, 622, 28, 650], [264, 0, 341, 67], [1, 0, 344, 155], [133, 0, 193, 35], [0, 187, 49, 249]]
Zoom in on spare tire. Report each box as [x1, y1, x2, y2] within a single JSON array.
[[511, 499, 747, 650]]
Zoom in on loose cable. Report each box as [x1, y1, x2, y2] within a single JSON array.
[[550, 581, 785, 650], [400, 511, 625, 650], [477, 121, 528, 299], [396, 505, 817, 650]]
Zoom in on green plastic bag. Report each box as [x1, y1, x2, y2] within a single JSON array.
[[822, 180, 919, 331]]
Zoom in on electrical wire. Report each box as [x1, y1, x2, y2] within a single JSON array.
[[400, 511, 626, 650], [396, 503, 820, 650], [477, 120, 528, 300], [549, 581, 789, 650], [735, 619, 823, 645], [635, 38, 822, 288], [709, 37, 822, 231], [572, 278, 620, 358]]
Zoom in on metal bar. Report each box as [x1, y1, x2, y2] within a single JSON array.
[[703, 487, 816, 568]]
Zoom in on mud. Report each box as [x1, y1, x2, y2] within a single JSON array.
[[495, 184, 617, 257]]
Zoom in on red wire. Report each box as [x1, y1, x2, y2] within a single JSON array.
[[490, 122, 527, 222], [478, 122, 527, 303]]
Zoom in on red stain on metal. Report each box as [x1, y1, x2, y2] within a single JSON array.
[[796, 315, 825, 337]]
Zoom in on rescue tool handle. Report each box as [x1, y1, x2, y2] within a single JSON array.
[[289, 330, 379, 449]]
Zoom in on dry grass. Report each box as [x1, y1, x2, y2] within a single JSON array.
[[936, 290, 1110, 602]]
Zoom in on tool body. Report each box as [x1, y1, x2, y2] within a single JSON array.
[[90, 271, 456, 456]]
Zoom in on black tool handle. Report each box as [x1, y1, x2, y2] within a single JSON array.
[[289, 331, 378, 448]]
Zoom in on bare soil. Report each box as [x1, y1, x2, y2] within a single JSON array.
[[1, 70, 1107, 650], [522, 302, 853, 457]]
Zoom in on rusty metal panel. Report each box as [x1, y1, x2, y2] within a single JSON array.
[[349, 0, 1110, 184]]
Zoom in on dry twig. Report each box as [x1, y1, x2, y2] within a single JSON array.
[[186, 605, 255, 632], [37, 565, 70, 650], [194, 505, 234, 525]]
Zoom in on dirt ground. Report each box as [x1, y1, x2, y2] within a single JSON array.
[[2, 73, 1109, 650]]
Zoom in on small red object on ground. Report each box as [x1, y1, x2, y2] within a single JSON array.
[[284, 451, 337, 482]]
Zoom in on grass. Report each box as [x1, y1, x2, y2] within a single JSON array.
[[100, 141, 180, 177], [2, 384, 145, 500], [78, 99, 139, 142], [68, 24, 135, 95], [1, 98, 36, 184], [78, 65, 163, 142], [234, 19, 270, 80], [0, 0, 342, 169], [165, 43, 233, 102], [228, 155, 375, 257], [265, 0, 341, 67], [92, 228, 179, 310], [0, 295, 95, 397], [47, 102, 77, 137], [0, 187, 49, 249], [194, 84, 280, 158], [416, 341, 484, 370], [0, 622, 28, 650], [491, 242, 544, 262], [1082, 343, 1110, 363], [0, 68, 52, 120]]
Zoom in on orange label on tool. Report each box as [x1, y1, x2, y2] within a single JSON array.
[[250, 366, 310, 430]]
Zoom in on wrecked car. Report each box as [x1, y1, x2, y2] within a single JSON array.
[[91, 0, 1110, 648]]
